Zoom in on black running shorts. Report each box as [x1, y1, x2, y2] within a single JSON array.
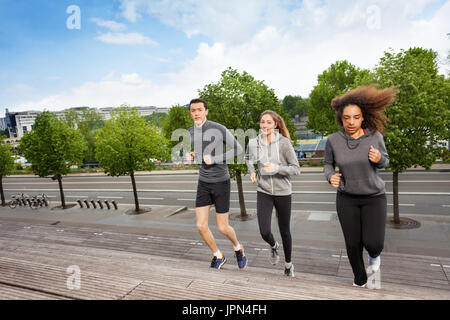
[[195, 179, 231, 214]]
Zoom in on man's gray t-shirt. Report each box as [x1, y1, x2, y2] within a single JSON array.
[[188, 120, 243, 183]]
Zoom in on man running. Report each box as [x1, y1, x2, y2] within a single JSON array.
[[186, 98, 247, 270]]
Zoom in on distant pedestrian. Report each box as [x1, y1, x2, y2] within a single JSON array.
[[324, 84, 395, 287], [246, 110, 300, 276]]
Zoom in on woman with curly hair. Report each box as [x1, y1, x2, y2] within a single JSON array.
[[323, 84, 395, 287]]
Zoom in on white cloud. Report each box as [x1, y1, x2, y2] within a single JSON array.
[[90, 18, 127, 32], [14, 0, 450, 111], [94, 32, 159, 46]]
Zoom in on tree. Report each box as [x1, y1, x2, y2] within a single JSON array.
[[161, 105, 192, 149], [95, 106, 170, 213], [282, 95, 312, 118], [64, 108, 105, 162], [198, 67, 294, 219], [307, 60, 371, 135], [144, 112, 168, 128], [0, 141, 15, 206], [19, 111, 87, 208], [375, 47, 450, 225]]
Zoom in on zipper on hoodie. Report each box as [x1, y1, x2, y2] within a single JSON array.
[[271, 176, 273, 194]]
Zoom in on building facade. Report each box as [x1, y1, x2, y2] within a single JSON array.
[[1, 106, 169, 139]]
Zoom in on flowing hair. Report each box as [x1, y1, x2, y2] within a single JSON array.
[[260, 110, 292, 142], [331, 84, 396, 134]]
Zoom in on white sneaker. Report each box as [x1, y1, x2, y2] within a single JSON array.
[[352, 282, 367, 288], [284, 263, 295, 277], [368, 255, 381, 272], [269, 242, 280, 265]]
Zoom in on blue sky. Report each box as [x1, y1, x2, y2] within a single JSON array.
[[0, 0, 449, 116]]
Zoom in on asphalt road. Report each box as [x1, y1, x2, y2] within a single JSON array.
[[2, 170, 450, 216]]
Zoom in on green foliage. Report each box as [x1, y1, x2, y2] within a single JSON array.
[[375, 47, 450, 172], [307, 60, 371, 135], [19, 111, 87, 179], [63, 108, 105, 162], [161, 105, 192, 149], [144, 112, 168, 128], [0, 141, 15, 177], [282, 95, 312, 118], [95, 105, 170, 177], [198, 67, 294, 179]]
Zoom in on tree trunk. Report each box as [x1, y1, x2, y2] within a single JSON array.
[[57, 175, 66, 208], [236, 170, 248, 218], [130, 171, 140, 212], [0, 176, 5, 206], [393, 171, 400, 225]]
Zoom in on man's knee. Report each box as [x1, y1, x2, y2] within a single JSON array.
[[197, 222, 209, 234], [217, 222, 230, 235]]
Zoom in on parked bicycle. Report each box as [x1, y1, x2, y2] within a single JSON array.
[[9, 193, 29, 209], [30, 193, 50, 210], [9, 193, 49, 209]]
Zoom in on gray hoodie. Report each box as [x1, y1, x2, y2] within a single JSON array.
[[246, 132, 301, 196], [323, 128, 389, 196]]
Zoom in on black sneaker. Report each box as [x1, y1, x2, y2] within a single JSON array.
[[210, 255, 227, 269], [269, 242, 280, 265], [284, 264, 295, 277]]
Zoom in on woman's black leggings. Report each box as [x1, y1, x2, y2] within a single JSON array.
[[336, 192, 387, 286], [257, 191, 292, 263]]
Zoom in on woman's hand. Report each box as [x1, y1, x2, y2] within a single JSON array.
[[263, 162, 277, 173], [329, 173, 342, 188], [368, 145, 381, 163]]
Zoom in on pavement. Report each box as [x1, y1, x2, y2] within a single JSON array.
[[0, 163, 449, 301]]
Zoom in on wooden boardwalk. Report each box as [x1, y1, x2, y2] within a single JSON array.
[[0, 220, 449, 300]]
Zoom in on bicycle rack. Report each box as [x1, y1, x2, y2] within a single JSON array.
[[74, 198, 118, 210]]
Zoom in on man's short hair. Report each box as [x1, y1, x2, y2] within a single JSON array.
[[189, 98, 208, 110]]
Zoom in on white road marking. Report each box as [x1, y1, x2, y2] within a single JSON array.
[[139, 197, 164, 200], [97, 196, 123, 199], [5, 180, 449, 184], [5, 188, 450, 195]]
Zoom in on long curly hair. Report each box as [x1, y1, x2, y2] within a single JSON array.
[[331, 84, 396, 134]]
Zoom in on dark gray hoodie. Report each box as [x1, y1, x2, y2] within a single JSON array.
[[189, 120, 243, 183], [246, 132, 301, 196], [323, 128, 389, 196]]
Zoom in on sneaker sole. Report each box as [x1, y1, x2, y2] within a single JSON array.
[[352, 283, 367, 288], [210, 257, 227, 270], [239, 259, 248, 270]]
